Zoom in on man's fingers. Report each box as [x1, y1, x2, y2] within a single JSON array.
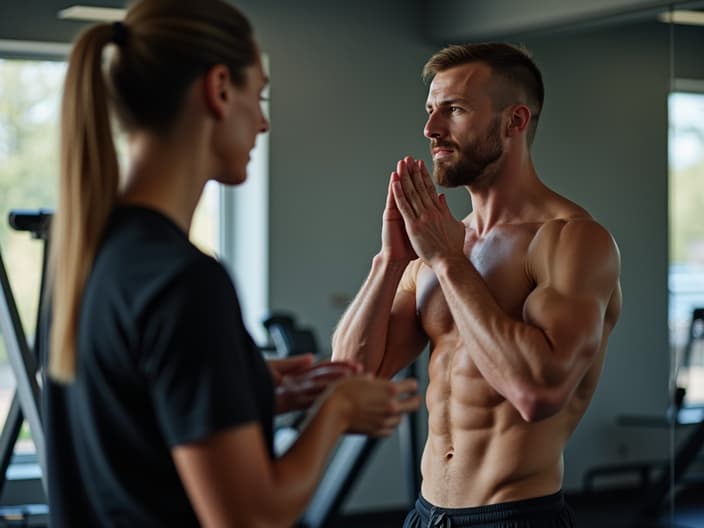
[[398, 163, 422, 216], [409, 159, 434, 210], [417, 159, 441, 208], [397, 158, 410, 180], [385, 172, 399, 214], [390, 157, 435, 219], [392, 180, 416, 221], [438, 193, 452, 216]]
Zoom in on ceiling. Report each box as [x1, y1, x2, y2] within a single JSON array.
[[0, 0, 124, 46], [3, 0, 704, 60]]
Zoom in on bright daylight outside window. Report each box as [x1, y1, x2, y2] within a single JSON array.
[[669, 91, 704, 408], [0, 58, 220, 457]]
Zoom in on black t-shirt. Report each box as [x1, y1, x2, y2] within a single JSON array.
[[44, 206, 274, 527]]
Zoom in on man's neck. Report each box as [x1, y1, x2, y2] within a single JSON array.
[[465, 155, 544, 236]]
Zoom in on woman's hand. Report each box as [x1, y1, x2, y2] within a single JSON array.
[[330, 376, 421, 437], [268, 355, 362, 414]]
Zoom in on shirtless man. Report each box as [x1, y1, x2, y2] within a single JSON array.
[[332, 43, 622, 527]]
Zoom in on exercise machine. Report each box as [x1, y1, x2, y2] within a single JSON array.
[[0, 210, 52, 498]]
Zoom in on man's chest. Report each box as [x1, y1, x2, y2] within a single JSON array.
[[416, 225, 539, 338]]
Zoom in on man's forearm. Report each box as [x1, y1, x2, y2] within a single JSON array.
[[332, 253, 408, 373], [432, 255, 562, 421]]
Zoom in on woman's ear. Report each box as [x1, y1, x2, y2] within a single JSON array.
[[203, 65, 232, 120]]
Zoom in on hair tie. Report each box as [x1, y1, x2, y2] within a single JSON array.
[[112, 21, 128, 47]]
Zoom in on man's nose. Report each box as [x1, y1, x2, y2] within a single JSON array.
[[424, 112, 443, 139]]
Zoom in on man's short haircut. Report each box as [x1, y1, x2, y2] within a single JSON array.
[[423, 42, 544, 146]]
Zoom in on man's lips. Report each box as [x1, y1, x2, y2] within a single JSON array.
[[432, 146, 454, 159]]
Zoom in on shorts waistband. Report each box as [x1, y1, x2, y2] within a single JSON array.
[[414, 491, 565, 524]]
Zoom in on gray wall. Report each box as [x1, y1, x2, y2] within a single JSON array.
[[237, 0, 433, 348], [235, 0, 436, 512]]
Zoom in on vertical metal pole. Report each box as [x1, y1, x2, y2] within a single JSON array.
[[300, 436, 379, 527], [0, 250, 46, 494], [0, 396, 24, 498]]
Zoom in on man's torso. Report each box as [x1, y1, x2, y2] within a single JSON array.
[[414, 214, 619, 507]]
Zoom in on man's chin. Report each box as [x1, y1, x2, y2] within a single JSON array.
[[433, 161, 454, 187], [433, 168, 461, 188]]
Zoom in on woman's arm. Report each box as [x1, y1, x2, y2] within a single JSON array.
[[173, 376, 420, 527]]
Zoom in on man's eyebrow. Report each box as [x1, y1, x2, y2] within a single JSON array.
[[426, 98, 468, 109]]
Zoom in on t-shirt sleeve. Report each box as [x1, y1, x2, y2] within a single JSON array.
[[138, 256, 262, 447]]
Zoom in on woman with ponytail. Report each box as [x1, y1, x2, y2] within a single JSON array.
[[46, 1, 420, 526]]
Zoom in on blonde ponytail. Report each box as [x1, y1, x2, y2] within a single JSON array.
[[49, 24, 119, 382]]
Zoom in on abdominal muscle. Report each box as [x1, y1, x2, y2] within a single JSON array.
[[419, 335, 569, 508]]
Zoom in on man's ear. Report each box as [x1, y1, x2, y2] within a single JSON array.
[[506, 104, 531, 137], [203, 64, 232, 120]]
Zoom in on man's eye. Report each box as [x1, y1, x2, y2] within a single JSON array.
[[449, 106, 460, 113]]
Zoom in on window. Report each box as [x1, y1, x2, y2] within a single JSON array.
[[0, 58, 65, 455], [668, 88, 704, 407]]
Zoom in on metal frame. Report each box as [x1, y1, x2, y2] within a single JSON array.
[[0, 249, 46, 494], [0, 210, 52, 496], [299, 435, 380, 528]]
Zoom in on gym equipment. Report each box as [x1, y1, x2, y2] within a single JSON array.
[[595, 307, 704, 525], [636, 307, 704, 521], [0, 210, 52, 497], [262, 313, 319, 357]]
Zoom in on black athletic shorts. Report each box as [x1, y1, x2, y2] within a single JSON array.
[[402, 491, 576, 527]]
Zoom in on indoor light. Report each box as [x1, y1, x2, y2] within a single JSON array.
[[658, 9, 704, 26], [57, 5, 126, 22]]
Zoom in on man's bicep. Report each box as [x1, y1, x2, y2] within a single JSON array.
[[525, 220, 621, 369], [524, 287, 604, 363]]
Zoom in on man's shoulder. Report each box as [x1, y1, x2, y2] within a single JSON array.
[[534, 216, 615, 248], [529, 216, 621, 288]]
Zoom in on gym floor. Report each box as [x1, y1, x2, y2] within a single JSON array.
[[332, 484, 704, 528]]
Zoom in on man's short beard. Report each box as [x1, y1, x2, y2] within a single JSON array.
[[434, 117, 503, 188]]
